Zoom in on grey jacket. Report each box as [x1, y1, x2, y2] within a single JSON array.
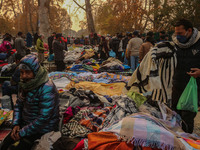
[[127, 37, 143, 56], [15, 37, 26, 57]]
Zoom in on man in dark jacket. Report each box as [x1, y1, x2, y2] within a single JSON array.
[[172, 19, 200, 133], [123, 33, 132, 64], [48, 32, 56, 54], [2, 54, 23, 109], [53, 33, 65, 71], [0, 54, 60, 150], [110, 33, 123, 61], [15, 32, 27, 57], [26, 32, 33, 48]]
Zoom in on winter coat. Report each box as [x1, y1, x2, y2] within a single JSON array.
[[53, 39, 65, 61], [13, 55, 60, 137], [172, 29, 200, 108], [110, 37, 120, 54], [122, 37, 129, 50], [15, 37, 26, 57], [127, 37, 143, 56], [139, 41, 153, 62], [48, 36, 54, 54], [26, 32, 33, 48], [0, 40, 12, 53], [36, 38, 45, 53]]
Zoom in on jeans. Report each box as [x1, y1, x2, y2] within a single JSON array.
[[123, 49, 128, 65], [130, 56, 139, 71]]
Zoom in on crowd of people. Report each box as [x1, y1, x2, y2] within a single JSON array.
[[0, 19, 200, 150], [0, 28, 171, 73]]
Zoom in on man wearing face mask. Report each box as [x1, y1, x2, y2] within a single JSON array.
[[172, 19, 200, 133], [0, 54, 59, 150]]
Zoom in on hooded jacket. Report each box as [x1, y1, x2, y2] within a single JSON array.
[[13, 54, 60, 137], [172, 28, 200, 108]]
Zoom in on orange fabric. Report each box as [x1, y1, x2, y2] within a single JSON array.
[[66, 81, 126, 96], [88, 132, 134, 150], [182, 137, 200, 149]]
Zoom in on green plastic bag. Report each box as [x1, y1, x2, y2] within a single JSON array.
[[176, 77, 198, 112]]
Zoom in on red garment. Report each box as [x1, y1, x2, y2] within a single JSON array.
[[0, 63, 8, 67], [61, 37, 67, 43], [43, 43, 49, 50], [0, 41, 12, 53], [73, 139, 84, 150], [11, 49, 16, 54], [63, 106, 80, 124]]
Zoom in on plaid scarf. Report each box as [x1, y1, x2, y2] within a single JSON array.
[[102, 96, 138, 129]]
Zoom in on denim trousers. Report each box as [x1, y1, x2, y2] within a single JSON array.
[[130, 56, 139, 71]]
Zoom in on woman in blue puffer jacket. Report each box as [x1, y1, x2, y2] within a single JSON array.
[[1, 54, 60, 150]]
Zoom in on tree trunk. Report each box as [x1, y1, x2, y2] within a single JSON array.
[[85, 0, 95, 33], [24, 0, 29, 33], [38, 0, 51, 42], [153, 0, 160, 31], [29, 0, 35, 35]]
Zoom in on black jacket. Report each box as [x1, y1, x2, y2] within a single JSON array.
[[110, 38, 120, 53], [172, 38, 200, 108], [53, 40, 65, 61], [48, 36, 54, 54], [122, 37, 129, 50]]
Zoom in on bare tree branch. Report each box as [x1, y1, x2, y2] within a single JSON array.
[[73, 0, 86, 11], [0, 0, 3, 10], [91, 0, 96, 5]]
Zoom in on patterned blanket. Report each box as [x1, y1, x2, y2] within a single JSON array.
[[80, 107, 113, 132], [102, 112, 186, 150]]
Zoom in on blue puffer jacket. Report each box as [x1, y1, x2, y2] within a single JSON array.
[[13, 54, 60, 137]]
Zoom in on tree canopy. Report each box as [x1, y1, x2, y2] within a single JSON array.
[[95, 0, 200, 35], [0, 0, 72, 36]]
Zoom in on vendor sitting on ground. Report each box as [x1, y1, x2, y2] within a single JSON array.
[[2, 54, 23, 109], [0, 54, 60, 150]]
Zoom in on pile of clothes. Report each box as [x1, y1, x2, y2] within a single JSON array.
[[45, 71, 200, 150], [64, 48, 82, 64], [99, 57, 125, 72], [53, 92, 200, 150]]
